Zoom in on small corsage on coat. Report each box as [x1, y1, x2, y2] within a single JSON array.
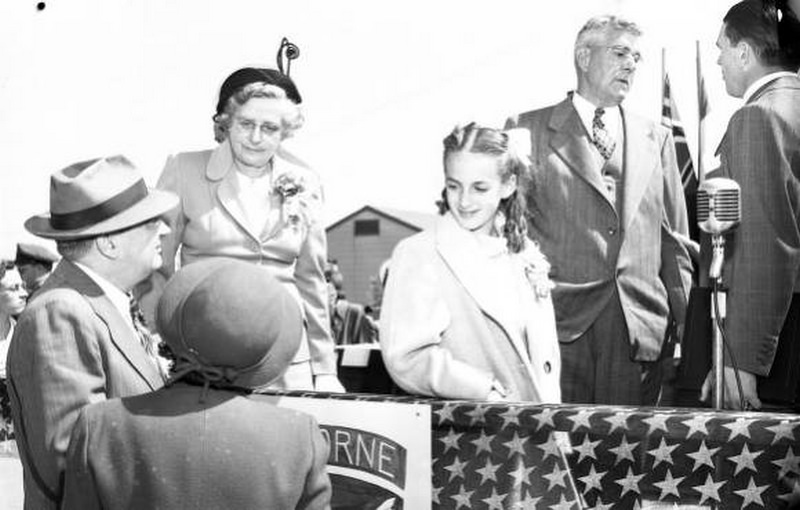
[[521, 241, 554, 299], [272, 171, 318, 230]]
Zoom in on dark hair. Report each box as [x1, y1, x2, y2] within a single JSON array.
[[440, 122, 530, 254], [0, 260, 15, 282], [724, 0, 800, 70]]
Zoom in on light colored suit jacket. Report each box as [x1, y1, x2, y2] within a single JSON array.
[[6, 260, 164, 510], [712, 75, 800, 389], [507, 97, 692, 361], [156, 142, 337, 376], [62, 384, 331, 510], [380, 213, 561, 403]]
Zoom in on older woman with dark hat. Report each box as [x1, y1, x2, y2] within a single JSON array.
[[153, 67, 343, 392], [61, 258, 332, 510]]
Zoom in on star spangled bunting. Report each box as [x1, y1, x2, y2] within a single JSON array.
[[423, 399, 800, 509]]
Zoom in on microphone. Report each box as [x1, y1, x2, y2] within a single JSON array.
[[697, 177, 740, 280]]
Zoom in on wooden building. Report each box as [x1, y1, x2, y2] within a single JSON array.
[[326, 205, 437, 306]]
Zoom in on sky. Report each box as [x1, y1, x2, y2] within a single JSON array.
[[0, 0, 742, 259]]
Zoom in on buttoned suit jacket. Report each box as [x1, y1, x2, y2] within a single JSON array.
[[380, 214, 562, 403], [61, 384, 331, 510], [156, 142, 336, 376], [506, 97, 692, 361], [710, 75, 800, 399], [6, 259, 164, 510]]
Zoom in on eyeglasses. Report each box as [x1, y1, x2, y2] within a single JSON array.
[[594, 45, 643, 64], [233, 116, 282, 136]]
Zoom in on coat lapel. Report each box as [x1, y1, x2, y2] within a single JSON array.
[[58, 261, 164, 389], [434, 215, 533, 367], [548, 99, 611, 204], [206, 141, 262, 242], [621, 108, 659, 231]]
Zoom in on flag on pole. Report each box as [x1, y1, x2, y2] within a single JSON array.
[[696, 40, 711, 181], [661, 71, 700, 242]]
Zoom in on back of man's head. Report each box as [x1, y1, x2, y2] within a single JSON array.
[[725, 0, 800, 71]]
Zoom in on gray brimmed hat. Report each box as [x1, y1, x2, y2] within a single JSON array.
[[24, 155, 178, 240], [156, 258, 303, 389]]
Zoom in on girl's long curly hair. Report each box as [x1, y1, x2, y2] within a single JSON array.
[[438, 122, 530, 254]]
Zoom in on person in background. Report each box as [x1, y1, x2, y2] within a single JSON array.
[[7, 156, 177, 510], [325, 260, 378, 345], [505, 15, 692, 406], [697, 0, 800, 411], [154, 67, 342, 392], [380, 123, 561, 403], [62, 258, 331, 510], [1, 261, 27, 448], [15, 243, 59, 297]]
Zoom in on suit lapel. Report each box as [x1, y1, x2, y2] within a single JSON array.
[[548, 99, 611, 204], [59, 261, 164, 389], [434, 215, 533, 367], [207, 140, 262, 242], [621, 108, 659, 231]]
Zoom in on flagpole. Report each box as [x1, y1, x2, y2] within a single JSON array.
[[696, 40, 705, 182], [662, 47, 667, 101]]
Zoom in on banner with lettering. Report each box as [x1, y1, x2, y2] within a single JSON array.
[[269, 395, 432, 510]]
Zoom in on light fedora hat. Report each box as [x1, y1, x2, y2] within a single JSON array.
[[25, 155, 178, 240]]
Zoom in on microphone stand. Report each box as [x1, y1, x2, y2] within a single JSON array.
[[709, 235, 726, 409]]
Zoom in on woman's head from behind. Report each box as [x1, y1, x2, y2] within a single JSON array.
[[213, 68, 305, 170], [441, 123, 529, 253]]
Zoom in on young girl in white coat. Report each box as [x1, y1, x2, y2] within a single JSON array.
[[380, 123, 561, 403]]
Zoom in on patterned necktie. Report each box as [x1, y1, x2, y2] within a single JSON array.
[[128, 293, 157, 358], [592, 107, 616, 160]]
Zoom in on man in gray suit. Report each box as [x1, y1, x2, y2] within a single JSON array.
[[699, 0, 800, 411], [6, 155, 177, 509], [506, 15, 692, 405]]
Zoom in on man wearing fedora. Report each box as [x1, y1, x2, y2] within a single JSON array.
[[6, 155, 178, 510]]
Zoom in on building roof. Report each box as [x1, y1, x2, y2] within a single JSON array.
[[326, 205, 438, 233]]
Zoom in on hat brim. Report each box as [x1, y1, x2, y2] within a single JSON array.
[[24, 189, 179, 241]]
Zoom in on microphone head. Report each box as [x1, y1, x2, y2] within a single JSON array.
[[697, 177, 741, 235]]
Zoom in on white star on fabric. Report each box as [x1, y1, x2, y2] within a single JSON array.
[[444, 457, 468, 482], [498, 406, 524, 427], [475, 457, 501, 484], [642, 413, 671, 433], [693, 473, 726, 505], [678, 414, 710, 438], [532, 408, 558, 431], [507, 458, 536, 488], [615, 467, 645, 497], [723, 417, 753, 440], [471, 429, 495, 456], [543, 463, 569, 490], [734, 477, 769, 508], [482, 488, 506, 510], [653, 469, 684, 501], [590, 498, 614, 510], [647, 437, 678, 469], [767, 420, 797, 445], [573, 434, 602, 464], [503, 431, 528, 456], [772, 446, 800, 478], [686, 440, 720, 471], [578, 464, 606, 493], [608, 435, 639, 465], [538, 432, 565, 461], [450, 485, 474, 510], [509, 490, 542, 510], [432, 486, 443, 505], [728, 443, 762, 476], [601, 412, 630, 433], [551, 493, 577, 510], [439, 428, 463, 453], [465, 405, 490, 426], [433, 404, 456, 424], [568, 409, 595, 431]]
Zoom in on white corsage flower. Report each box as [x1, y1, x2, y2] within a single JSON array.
[[520, 241, 554, 299], [272, 171, 317, 230]]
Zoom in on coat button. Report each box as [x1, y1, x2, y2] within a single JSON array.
[[544, 361, 552, 374], [608, 227, 617, 236]]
